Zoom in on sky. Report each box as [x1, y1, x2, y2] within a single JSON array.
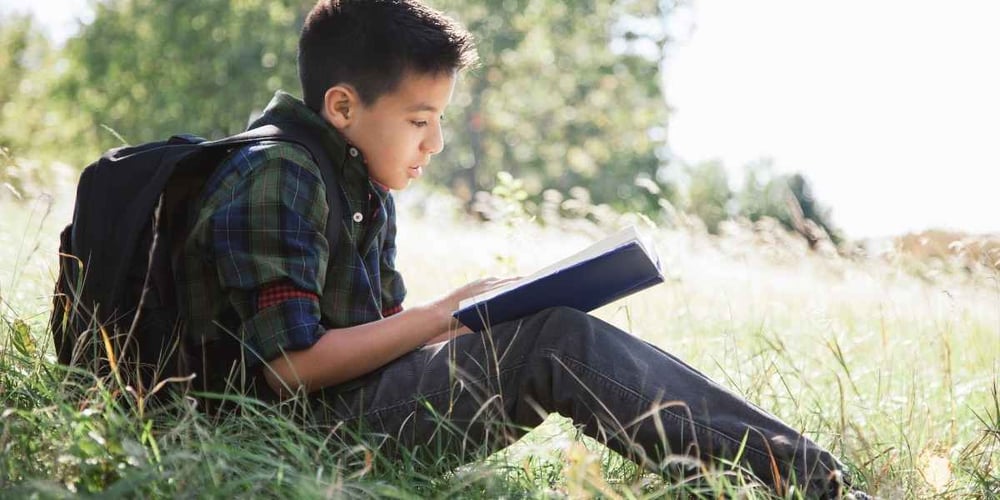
[[663, 0, 1000, 238], [0, 0, 91, 42], [5, 0, 999, 239]]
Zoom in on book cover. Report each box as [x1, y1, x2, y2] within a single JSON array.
[[453, 226, 665, 331]]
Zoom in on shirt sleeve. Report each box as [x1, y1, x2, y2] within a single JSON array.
[[209, 146, 329, 365], [379, 194, 407, 317]]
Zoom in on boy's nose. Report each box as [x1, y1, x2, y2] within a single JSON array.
[[422, 123, 444, 156]]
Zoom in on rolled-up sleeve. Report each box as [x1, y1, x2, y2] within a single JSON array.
[[209, 149, 329, 364]]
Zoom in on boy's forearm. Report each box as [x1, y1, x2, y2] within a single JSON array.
[[264, 277, 510, 397], [263, 303, 461, 397], [425, 326, 472, 345]]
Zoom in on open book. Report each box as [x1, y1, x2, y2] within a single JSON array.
[[453, 226, 665, 331]]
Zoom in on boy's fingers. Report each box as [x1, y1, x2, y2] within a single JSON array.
[[480, 277, 520, 290], [481, 276, 519, 284], [491, 276, 522, 287]]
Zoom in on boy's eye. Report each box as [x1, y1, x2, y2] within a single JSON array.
[[410, 120, 429, 128]]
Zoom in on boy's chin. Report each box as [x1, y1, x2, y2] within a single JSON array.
[[372, 177, 411, 191]]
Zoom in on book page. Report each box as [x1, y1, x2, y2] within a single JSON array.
[[458, 226, 653, 309]]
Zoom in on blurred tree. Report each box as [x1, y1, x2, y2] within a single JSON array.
[[0, 13, 40, 111], [786, 172, 842, 245], [0, 12, 68, 197], [684, 159, 731, 234], [0, 12, 37, 191], [738, 160, 786, 225], [49, 0, 675, 214], [54, 0, 305, 161], [432, 0, 674, 214], [738, 160, 842, 245]]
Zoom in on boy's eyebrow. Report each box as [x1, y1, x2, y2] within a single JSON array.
[[405, 103, 440, 113]]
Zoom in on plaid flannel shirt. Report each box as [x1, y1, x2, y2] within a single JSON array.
[[176, 91, 406, 367]]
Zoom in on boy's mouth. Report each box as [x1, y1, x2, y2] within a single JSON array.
[[408, 165, 424, 178]]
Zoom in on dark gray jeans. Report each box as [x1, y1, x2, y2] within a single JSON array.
[[306, 307, 846, 495]]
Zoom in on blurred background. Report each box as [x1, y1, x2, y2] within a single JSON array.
[[3, 4, 999, 496], [1, 0, 998, 248]]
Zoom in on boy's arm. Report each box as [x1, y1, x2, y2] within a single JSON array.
[[264, 277, 510, 397], [424, 326, 471, 345]]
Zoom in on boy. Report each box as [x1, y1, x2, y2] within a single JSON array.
[[177, 0, 866, 497]]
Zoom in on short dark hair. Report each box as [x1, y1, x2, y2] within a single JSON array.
[[298, 0, 477, 112]]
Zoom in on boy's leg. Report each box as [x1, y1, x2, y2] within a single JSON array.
[[309, 306, 846, 495]]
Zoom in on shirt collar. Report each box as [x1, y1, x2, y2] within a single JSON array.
[[250, 91, 376, 196]]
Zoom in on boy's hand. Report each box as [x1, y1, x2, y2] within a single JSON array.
[[426, 276, 521, 343], [437, 276, 521, 314]]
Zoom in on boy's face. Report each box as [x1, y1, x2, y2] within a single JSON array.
[[336, 71, 456, 190]]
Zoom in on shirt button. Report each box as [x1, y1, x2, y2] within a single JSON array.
[[348, 147, 359, 158], [352, 212, 364, 223]]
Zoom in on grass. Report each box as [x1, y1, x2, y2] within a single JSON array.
[[1, 189, 999, 498]]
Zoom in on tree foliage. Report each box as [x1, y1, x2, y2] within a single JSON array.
[[42, 0, 672, 214], [54, 0, 304, 154], [430, 0, 672, 213], [0, 13, 64, 196], [5, 0, 843, 241], [0, 13, 41, 111], [684, 160, 731, 234], [738, 160, 841, 244]]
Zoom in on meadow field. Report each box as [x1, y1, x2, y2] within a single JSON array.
[[1, 189, 997, 498]]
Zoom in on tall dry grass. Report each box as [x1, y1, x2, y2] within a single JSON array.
[[0, 187, 997, 498]]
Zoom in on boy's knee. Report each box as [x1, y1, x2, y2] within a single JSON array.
[[532, 306, 599, 347], [539, 306, 589, 323]]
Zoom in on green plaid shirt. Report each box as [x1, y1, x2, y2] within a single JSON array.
[[176, 91, 406, 367]]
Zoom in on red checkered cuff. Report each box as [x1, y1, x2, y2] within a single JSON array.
[[257, 282, 319, 311], [382, 304, 403, 317]]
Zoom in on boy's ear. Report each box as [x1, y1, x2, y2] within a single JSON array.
[[321, 84, 358, 129]]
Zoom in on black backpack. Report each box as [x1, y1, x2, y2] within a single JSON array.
[[50, 122, 343, 399]]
